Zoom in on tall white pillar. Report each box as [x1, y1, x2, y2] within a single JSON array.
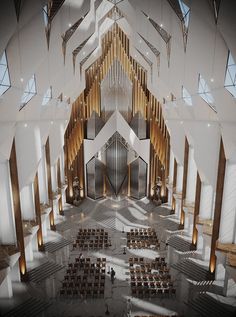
[[169, 150, 174, 184], [185, 147, 197, 203], [38, 145, 48, 204], [199, 183, 213, 219], [176, 164, 183, 193], [60, 150, 65, 184], [0, 276, 13, 298], [0, 161, 16, 244], [51, 163, 57, 192], [15, 123, 42, 191], [20, 183, 36, 220], [219, 162, 236, 244]]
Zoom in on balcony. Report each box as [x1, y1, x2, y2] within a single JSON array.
[[173, 187, 182, 200], [183, 199, 195, 215], [22, 220, 39, 237], [52, 188, 61, 200], [40, 203, 52, 215], [196, 216, 213, 236], [0, 244, 19, 275], [216, 241, 236, 268]]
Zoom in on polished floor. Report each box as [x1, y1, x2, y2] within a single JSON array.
[[0, 197, 235, 317]]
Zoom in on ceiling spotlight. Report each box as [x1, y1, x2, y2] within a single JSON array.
[[167, 95, 169, 98], [51, 121, 54, 125], [180, 121, 183, 124], [68, 23, 72, 27], [160, 23, 163, 28], [210, 78, 214, 82], [83, 51, 86, 55], [134, 54, 137, 58], [146, 52, 149, 55], [24, 123, 27, 128], [139, 39, 142, 43], [20, 78, 24, 82], [65, 95, 67, 98], [207, 123, 211, 127]]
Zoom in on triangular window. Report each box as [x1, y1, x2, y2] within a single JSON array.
[[0, 51, 11, 96], [20, 74, 36, 110]]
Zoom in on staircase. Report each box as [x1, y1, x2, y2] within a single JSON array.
[[27, 260, 64, 283], [188, 293, 236, 317], [168, 235, 194, 252], [44, 238, 71, 253], [3, 297, 51, 317], [171, 259, 213, 282]]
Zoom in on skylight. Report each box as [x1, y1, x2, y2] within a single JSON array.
[[224, 51, 236, 98], [42, 86, 52, 105], [178, 0, 190, 28], [182, 86, 192, 106], [198, 74, 215, 111], [20, 74, 36, 110], [0, 51, 11, 96]]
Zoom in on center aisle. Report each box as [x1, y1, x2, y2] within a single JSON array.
[[47, 197, 180, 317]]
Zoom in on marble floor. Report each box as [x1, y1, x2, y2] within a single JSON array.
[[0, 197, 235, 317]]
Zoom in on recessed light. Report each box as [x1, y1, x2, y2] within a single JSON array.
[[68, 23, 72, 27], [51, 121, 54, 125], [180, 121, 183, 124], [20, 78, 24, 82], [24, 123, 27, 128], [146, 52, 149, 55], [210, 78, 214, 82], [207, 123, 211, 127], [139, 39, 142, 43], [83, 51, 86, 55], [160, 23, 163, 28]]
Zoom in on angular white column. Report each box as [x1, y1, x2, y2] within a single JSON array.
[[168, 150, 174, 206], [0, 161, 16, 244], [60, 150, 65, 184], [176, 164, 183, 192], [51, 163, 57, 192], [219, 162, 236, 244], [176, 200, 181, 220], [185, 147, 197, 203], [15, 123, 42, 190], [38, 145, 48, 204], [25, 243, 33, 262], [196, 224, 203, 250], [199, 183, 213, 219], [0, 276, 13, 298], [20, 183, 35, 220], [169, 150, 174, 184]]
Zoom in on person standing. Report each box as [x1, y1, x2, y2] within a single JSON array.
[[110, 267, 116, 284], [126, 298, 132, 317]]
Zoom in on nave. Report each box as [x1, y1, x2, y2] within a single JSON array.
[[0, 198, 235, 317]]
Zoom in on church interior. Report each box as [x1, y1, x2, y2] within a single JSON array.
[[0, 0, 236, 316]]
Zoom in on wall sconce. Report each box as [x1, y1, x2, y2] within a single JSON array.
[[20, 262, 26, 275]]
